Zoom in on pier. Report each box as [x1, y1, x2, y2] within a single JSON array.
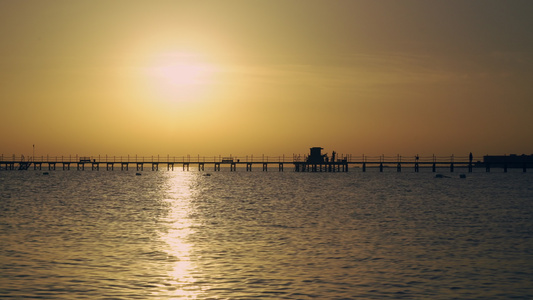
[[1, 150, 530, 173]]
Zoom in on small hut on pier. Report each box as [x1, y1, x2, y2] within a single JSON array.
[[307, 147, 326, 164], [294, 147, 348, 172]]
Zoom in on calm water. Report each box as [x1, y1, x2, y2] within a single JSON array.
[[1, 168, 532, 299]]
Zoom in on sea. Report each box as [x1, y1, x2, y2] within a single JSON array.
[[1, 167, 532, 299]]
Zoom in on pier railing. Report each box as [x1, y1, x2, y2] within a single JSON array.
[[0, 154, 482, 164]]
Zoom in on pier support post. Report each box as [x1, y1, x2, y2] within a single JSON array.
[[167, 163, 174, 171], [199, 163, 204, 171], [231, 163, 236, 171], [263, 163, 267, 171], [122, 163, 128, 171], [137, 163, 144, 171], [107, 163, 114, 171], [246, 163, 252, 171], [397, 155, 401, 172], [468, 153, 473, 173], [414, 163, 419, 172], [214, 163, 220, 171], [450, 155, 455, 172], [92, 163, 99, 171], [432, 163, 436, 172], [183, 163, 189, 171], [362, 163, 366, 172], [279, 163, 283, 172], [152, 163, 158, 171]]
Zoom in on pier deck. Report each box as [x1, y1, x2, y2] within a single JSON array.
[[1, 154, 529, 173]]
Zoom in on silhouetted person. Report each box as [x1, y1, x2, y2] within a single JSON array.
[[332, 151, 336, 162]]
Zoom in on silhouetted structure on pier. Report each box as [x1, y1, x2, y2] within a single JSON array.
[[294, 147, 348, 172], [483, 154, 533, 172]]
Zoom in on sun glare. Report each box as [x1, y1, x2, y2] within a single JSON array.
[[147, 52, 216, 102], [156, 63, 209, 86]]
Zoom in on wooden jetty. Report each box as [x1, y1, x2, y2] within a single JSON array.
[[1, 150, 530, 173]]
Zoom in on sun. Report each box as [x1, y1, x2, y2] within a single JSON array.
[[156, 63, 209, 86], [147, 52, 216, 102]]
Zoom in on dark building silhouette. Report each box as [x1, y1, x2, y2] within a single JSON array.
[[307, 147, 325, 164], [483, 154, 533, 168]]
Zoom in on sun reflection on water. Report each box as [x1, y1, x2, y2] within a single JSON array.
[[158, 172, 201, 299]]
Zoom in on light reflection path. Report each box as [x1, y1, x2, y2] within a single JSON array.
[[157, 172, 200, 299]]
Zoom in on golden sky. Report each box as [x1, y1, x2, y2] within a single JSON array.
[[1, 0, 532, 157]]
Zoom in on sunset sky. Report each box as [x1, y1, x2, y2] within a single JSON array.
[[1, 0, 532, 158]]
